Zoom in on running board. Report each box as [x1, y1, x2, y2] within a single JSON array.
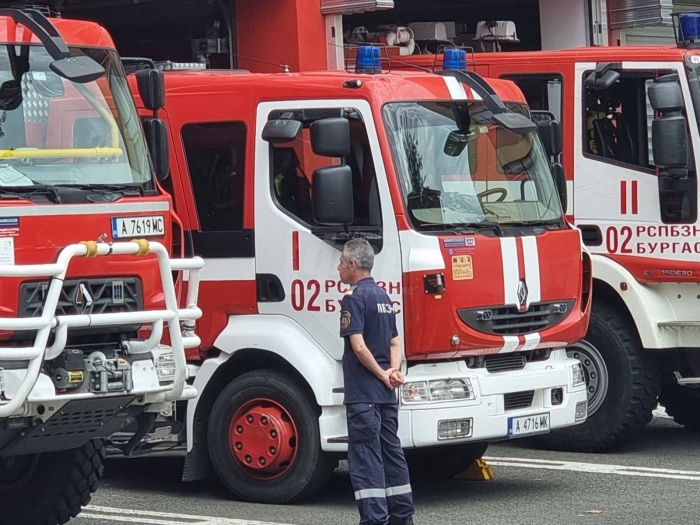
[[674, 371, 700, 387]]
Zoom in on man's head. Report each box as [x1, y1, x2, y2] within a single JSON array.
[[338, 238, 374, 285]]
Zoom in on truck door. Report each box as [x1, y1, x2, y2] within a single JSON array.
[[574, 62, 699, 274], [254, 100, 403, 359]]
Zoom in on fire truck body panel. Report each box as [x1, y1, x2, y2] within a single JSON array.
[[130, 66, 589, 499]]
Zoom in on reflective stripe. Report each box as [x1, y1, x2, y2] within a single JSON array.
[[354, 488, 387, 500], [385, 484, 412, 497]]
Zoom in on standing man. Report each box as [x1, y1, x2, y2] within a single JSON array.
[[337, 238, 415, 525]]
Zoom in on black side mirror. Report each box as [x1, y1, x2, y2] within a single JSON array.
[[312, 165, 353, 225], [649, 77, 688, 169], [262, 118, 302, 143], [135, 69, 165, 111], [50, 56, 105, 84], [584, 63, 621, 90], [536, 119, 563, 158], [143, 117, 170, 181], [310, 118, 351, 157], [551, 162, 567, 214]]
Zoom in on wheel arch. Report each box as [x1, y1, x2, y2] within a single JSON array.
[[182, 315, 342, 482]]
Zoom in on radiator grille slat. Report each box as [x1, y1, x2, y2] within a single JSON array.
[[485, 355, 527, 373], [458, 300, 575, 336], [504, 390, 535, 410]]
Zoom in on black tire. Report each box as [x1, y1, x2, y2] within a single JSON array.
[[0, 440, 105, 525], [405, 442, 488, 480], [208, 369, 336, 503], [539, 303, 659, 452], [659, 382, 700, 430]]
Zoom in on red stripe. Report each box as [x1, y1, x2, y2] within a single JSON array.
[[620, 180, 627, 215], [292, 231, 299, 271], [631, 180, 638, 215], [515, 237, 526, 280]]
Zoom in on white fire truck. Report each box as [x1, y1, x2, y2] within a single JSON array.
[[126, 48, 590, 503], [0, 9, 202, 524]]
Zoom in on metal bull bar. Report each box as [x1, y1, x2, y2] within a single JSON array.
[[0, 239, 204, 418]]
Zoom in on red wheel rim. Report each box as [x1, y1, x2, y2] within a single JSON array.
[[228, 397, 298, 480]]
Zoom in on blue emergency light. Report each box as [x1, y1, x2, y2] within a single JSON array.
[[674, 12, 700, 48], [443, 48, 467, 71], [356, 46, 381, 74]]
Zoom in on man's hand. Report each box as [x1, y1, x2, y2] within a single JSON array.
[[389, 369, 405, 388], [380, 368, 396, 390]]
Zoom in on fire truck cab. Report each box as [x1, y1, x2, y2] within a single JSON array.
[[0, 9, 202, 524], [129, 50, 590, 503], [395, 13, 700, 452]]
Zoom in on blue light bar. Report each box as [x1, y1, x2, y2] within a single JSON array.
[[674, 12, 700, 48], [443, 48, 467, 71], [356, 46, 381, 74]]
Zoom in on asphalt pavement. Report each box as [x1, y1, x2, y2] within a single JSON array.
[[70, 411, 700, 525]]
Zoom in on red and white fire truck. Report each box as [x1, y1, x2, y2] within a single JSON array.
[[126, 48, 591, 503], [394, 14, 700, 452], [0, 9, 202, 524]]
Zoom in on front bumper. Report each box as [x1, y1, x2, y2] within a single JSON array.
[[398, 349, 587, 448]]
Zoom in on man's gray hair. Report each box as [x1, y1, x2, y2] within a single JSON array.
[[342, 238, 374, 271]]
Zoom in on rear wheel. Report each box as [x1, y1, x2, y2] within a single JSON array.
[[540, 304, 658, 452], [0, 440, 105, 525], [208, 369, 336, 503], [405, 442, 488, 480]]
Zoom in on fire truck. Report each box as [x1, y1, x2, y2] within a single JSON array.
[[0, 9, 202, 525], [127, 47, 590, 503], [393, 12, 700, 452]]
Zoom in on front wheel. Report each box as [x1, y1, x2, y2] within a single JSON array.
[[0, 440, 105, 525], [405, 442, 488, 480], [539, 304, 659, 452], [208, 369, 336, 503]]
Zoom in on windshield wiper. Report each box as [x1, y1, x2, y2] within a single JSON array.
[[420, 221, 503, 235], [0, 185, 61, 203], [504, 219, 563, 229], [56, 184, 144, 196]]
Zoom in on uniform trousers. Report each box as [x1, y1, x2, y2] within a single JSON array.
[[346, 402, 414, 525]]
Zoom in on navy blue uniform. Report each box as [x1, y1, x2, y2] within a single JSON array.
[[340, 277, 414, 525]]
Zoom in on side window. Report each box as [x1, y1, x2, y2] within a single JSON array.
[[269, 112, 382, 229], [182, 122, 246, 232], [501, 74, 563, 123], [582, 72, 656, 170]]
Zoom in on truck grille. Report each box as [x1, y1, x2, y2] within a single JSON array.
[[458, 300, 575, 336], [485, 354, 527, 373], [504, 390, 534, 410], [19, 278, 142, 318]]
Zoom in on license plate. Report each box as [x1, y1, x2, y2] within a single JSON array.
[[112, 216, 165, 238], [508, 413, 550, 436]]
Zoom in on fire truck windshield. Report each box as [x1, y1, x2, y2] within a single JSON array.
[[0, 45, 151, 195], [383, 101, 563, 231]]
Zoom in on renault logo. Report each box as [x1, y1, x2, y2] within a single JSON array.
[[517, 279, 529, 308], [74, 282, 94, 314]]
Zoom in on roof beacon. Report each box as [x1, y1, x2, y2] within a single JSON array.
[[674, 12, 700, 48], [443, 48, 467, 71], [356, 45, 381, 74]]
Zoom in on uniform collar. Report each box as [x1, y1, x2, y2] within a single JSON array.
[[355, 277, 375, 286]]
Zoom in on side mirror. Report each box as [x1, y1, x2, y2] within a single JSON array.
[[551, 162, 567, 214], [310, 118, 351, 157], [135, 69, 165, 111], [312, 165, 354, 225], [584, 65, 621, 90], [50, 56, 105, 84], [650, 77, 688, 169], [536, 119, 563, 158], [262, 118, 302, 143], [143, 117, 170, 181]]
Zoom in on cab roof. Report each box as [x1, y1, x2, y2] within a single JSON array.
[[0, 15, 115, 49]]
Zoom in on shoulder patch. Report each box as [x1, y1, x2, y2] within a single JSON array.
[[344, 290, 354, 295], [340, 310, 351, 331]]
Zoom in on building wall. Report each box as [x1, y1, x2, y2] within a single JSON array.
[[539, 0, 590, 49]]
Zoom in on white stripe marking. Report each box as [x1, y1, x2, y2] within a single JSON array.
[[500, 335, 520, 353], [354, 487, 387, 500], [83, 505, 295, 525], [385, 483, 412, 497], [521, 332, 540, 351], [500, 237, 519, 307], [521, 237, 541, 307], [484, 456, 700, 482], [0, 202, 169, 217], [443, 76, 468, 100]]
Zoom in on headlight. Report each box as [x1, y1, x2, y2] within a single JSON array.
[[155, 352, 177, 383], [402, 378, 474, 404], [572, 362, 585, 387]]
